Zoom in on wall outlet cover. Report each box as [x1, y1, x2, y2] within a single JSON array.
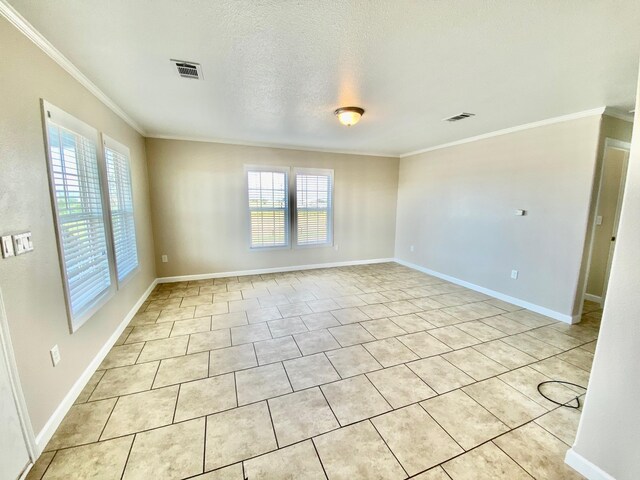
[[50, 345, 61, 367], [511, 270, 519, 280], [161, 255, 168, 263]]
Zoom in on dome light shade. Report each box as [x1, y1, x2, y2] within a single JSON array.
[[334, 106, 365, 126]]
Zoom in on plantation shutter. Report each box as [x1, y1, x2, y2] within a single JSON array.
[[295, 168, 334, 246], [43, 101, 113, 330], [247, 168, 290, 248], [104, 136, 139, 282]]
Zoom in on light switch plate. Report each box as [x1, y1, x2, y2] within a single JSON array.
[[50, 345, 61, 367], [596, 215, 603, 226], [13, 232, 33, 255], [511, 270, 519, 280], [1, 235, 14, 258]]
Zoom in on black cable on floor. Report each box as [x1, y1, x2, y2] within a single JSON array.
[[537, 380, 587, 409]]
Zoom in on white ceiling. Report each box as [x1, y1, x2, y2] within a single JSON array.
[[8, 0, 640, 156]]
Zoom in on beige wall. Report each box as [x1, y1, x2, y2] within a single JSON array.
[[582, 115, 633, 301], [395, 116, 602, 318], [146, 139, 399, 277], [0, 17, 156, 435], [568, 79, 640, 480]]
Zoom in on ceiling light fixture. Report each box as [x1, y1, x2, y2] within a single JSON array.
[[334, 106, 365, 127]]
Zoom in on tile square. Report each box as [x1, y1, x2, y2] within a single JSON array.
[[366, 364, 436, 408], [307, 298, 340, 312], [372, 404, 463, 476], [129, 310, 160, 326], [174, 374, 236, 422], [247, 306, 282, 324], [293, 329, 340, 355], [422, 389, 509, 450], [493, 423, 583, 479], [283, 353, 340, 390], [363, 337, 418, 367], [243, 440, 326, 479], [314, 421, 406, 480], [229, 298, 262, 312], [278, 302, 313, 317], [210, 311, 248, 330], [429, 326, 481, 349], [231, 323, 272, 345], [499, 366, 579, 410], [267, 316, 308, 337], [385, 300, 421, 315], [236, 362, 292, 405], [254, 336, 301, 365], [361, 318, 407, 339], [417, 310, 460, 328], [442, 442, 532, 480], [187, 329, 231, 354], [100, 343, 144, 369], [205, 402, 277, 470], [442, 348, 508, 380], [125, 323, 172, 344], [123, 418, 205, 480], [334, 295, 368, 308], [90, 362, 159, 401], [326, 345, 382, 378], [390, 314, 434, 333], [407, 356, 474, 394], [331, 307, 370, 325], [463, 377, 547, 428], [101, 386, 178, 439], [301, 311, 341, 330], [46, 398, 116, 450], [534, 406, 582, 445], [180, 294, 213, 307], [170, 316, 211, 337], [268, 388, 339, 446], [358, 303, 396, 319], [137, 336, 189, 363], [209, 344, 257, 376], [43, 436, 133, 480], [321, 375, 391, 425], [329, 323, 375, 347], [153, 352, 209, 388], [455, 320, 505, 342], [473, 340, 537, 370], [195, 302, 230, 318], [481, 315, 531, 335], [398, 331, 451, 358], [529, 357, 590, 387], [502, 333, 562, 359]]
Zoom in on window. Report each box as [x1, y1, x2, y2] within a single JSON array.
[[246, 167, 290, 248], [103, 135, 139, 283], [42, 101, 114, 331], [295, 168, 334, 246]]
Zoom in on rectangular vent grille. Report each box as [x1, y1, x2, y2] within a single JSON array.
[[444, 112, 475, 122], [171, 60, 203, 79]]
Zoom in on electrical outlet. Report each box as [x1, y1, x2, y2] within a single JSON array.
[[50, 345, 61, 367], [161, 255, 168, 263], [410, 245, 415, 252], [511, 270, 519, 280]]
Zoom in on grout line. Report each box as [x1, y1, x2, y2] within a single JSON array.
[[367, 418, 410, 478]]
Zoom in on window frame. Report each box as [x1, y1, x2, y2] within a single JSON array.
[[245, 165, 292, 250], [293, 167, 335, 248], [41, 100, 117, 333], [102, 134, 140, 287]]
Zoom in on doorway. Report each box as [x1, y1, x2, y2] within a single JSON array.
[[0, 288, 35, 480], [584, 138, 631, 306]]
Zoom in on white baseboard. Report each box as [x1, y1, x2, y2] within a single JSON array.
[[394, 258, 575, 324], [34, 279, 158, 453], [565, 448, 616, 480], [157, 258, 395, 283], [584, 293, 603, 304]]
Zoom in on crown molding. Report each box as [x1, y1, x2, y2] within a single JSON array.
[[399, 107, 608, 158], [146, 133, 397, 158], [0, 0, 145, 136]]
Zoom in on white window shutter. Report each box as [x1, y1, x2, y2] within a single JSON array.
[[295, 168, 334, 246], [103, 135, 139, 283], [246, 167, 290, 248]]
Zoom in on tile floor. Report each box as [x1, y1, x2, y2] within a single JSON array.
[[29, 263, 602, 479]]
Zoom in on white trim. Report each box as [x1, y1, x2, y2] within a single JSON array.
[[399, 107, 607, 158], [0, 0, 145, 135], [603, 107, 635, 123], [34, 279, 158, 453], [147, 134, 396, 159], [0, 288, 37, 469], [395, 258, 576, 324], [583, 293, 602, 304], [565, 448, 616, 480], [157, 258, 395, 283]]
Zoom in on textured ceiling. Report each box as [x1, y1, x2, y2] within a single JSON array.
[[8, 0, 640, 156]]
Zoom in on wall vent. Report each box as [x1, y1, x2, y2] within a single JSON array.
[[171, 59, 203, 79], [443, 112, 475, 122]]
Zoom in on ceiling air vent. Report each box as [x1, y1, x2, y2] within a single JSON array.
[[171, 59, 203, 79], [443, 112, 475, 122]]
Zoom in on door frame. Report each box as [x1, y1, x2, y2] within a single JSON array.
[[581, 137, 632, 307], [0, 287, 37, 476]]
